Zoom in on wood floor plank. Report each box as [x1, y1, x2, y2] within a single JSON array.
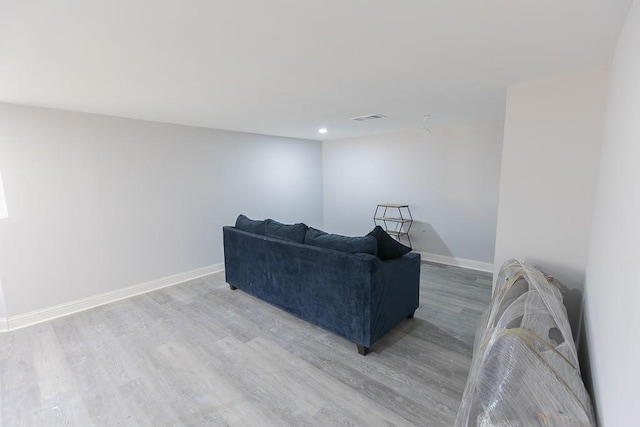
[[0, 261, 491, 426]]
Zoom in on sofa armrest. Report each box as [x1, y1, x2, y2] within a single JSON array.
[[368, 252, 421, 345]]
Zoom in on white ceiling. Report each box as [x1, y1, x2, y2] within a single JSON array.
[[0, 1, 632, 141]]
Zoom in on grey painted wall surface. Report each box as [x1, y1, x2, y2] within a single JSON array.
[[584, 1, 640, 424], [493, 68, 609, 333], [322, 124, 503, 263], [0, 103, 323, 317]]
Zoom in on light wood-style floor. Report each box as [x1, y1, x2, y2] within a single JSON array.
[[0, 262, 492, 426]]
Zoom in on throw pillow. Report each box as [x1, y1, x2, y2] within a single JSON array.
[[368, 226, 411, 260], [304, 227, 377, 255], [265, 219, 308, 243], [235, 214, 266, 235]]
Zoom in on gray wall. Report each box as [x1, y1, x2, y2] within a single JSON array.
[[493, 68, 609, 334], [322, 123, 504, 266], [0, 103, 323, 317], [584, 1, 640, 424]]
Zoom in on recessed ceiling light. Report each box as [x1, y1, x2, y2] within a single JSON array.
[[318, 128, 328, 134]]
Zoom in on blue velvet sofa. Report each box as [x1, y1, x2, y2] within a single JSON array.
[[223, 217, 421, 355]]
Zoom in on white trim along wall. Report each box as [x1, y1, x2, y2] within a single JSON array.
[[0, 263, 224, 332], [418, 252, 493, 273]]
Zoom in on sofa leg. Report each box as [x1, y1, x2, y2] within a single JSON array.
[[357, 344, 370, 356], [229, 284, 237, 290], [407, 310, 415, 319]]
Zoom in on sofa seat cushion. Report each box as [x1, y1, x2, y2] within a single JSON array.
[[235, 214, 266, 235], [368, 226, 411, 260], [265, 219, 308, 243], [304, 227, 377, 255]]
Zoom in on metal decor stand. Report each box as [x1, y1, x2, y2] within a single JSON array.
[[374, 203, 413, 248]]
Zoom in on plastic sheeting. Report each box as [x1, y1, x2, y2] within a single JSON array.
[[455, 259, 595, 426]]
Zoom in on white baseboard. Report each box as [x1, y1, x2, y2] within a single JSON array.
[[0, 263, 224, 332], [418, 251, 493, 273]]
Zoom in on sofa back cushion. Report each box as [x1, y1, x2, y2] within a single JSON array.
[[367, 226, 411, 260], [265, 219, 308, 243], [304, 227, 377, 255], [235, 214, 266, 235]]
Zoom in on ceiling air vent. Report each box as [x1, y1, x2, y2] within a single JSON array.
[[349, 113, 387, 122]]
